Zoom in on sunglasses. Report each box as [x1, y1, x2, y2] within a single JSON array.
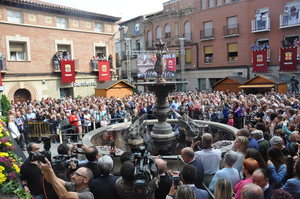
[[73, 172, 87, 178]]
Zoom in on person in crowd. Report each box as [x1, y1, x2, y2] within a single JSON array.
[[252, 168, 273, 199], [8, 115, 21, 145], [271, 189, 294, 199], [69, 110, 80, 142], [245, 148, 268, 170], [214, 178, 234, 199], [115, 161, 157, 199], [180, 147, 204, 189], [113, 151, 132, 176], [39, 158, 94, 199], [79, 146, 100, 179], [155, 158, 172, 199], [20, 142, 45, 199], [14, 111, 27, 150], [174, 185, 196, 199], [89, 155, 120, 199], [281, 158, 300, 198], [167, 164, 208, 199], [237, 128, 259, 150], [194, 133, 222, 186], [267, 147, 288, 188], [241, 183, 264, 199], [234, 158, 260, 199], [209, 150, 240, 191], [233, 136, 249, 175], [83, 110, 93, 134], [251, 129, 269, 161]]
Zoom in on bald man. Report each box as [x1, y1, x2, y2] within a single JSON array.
[[252, 169, 273, 199], [181, 147, 204, 189], [155, 158, 172, 199], [241, 183, 264, 199]]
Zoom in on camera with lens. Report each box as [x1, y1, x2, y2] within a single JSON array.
[[29, 150, 51, 163], [52, 154, 78, 169], [130, 146, 158, 195]]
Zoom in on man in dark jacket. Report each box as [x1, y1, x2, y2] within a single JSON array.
[[80, 146, 100, 179], [155, 158, 172, 199], [252, 169, 273, 199], [89, 155, 120, 199]]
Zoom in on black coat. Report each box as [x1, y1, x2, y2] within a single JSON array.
[[189, 159, 205, 189], [89, 175, 120, 199], [155, 173, 172, 199]]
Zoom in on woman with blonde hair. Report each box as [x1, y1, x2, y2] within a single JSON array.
[[214, 178, 233, 199], [233, 136, 249, 175], [175, 185, 196, 199]]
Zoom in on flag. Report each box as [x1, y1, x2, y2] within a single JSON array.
[[280, 47, 297, 71], [166, 58, 176, 71], [252, 50, 268, 73], [60, 60, 75, 84], [98, 61, 111, 81]]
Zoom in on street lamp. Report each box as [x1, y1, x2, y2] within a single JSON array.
[[124, 38, 132, 84]]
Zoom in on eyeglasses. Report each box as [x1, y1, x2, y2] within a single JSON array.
[[73, 172, 87, 178]]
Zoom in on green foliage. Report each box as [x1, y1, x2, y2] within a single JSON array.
[[0, 181, 31, 199], [0, 95, 11, 117]]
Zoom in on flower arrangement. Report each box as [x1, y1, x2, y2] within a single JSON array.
[[0, 120, 31, 199]]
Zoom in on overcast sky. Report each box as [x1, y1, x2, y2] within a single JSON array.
[[43, 0, 167, 21]]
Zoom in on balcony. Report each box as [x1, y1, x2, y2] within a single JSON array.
[[280, 13, 300, 29], [223, 24, 240, 37], [200, 29, 215, 41], [0, 58, 7, 73], [53, 59, 79, 72], [91, 60, 98, 71], [251, 17, 271, 33]]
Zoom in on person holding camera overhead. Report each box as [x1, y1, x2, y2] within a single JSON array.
[[20, 142, 45, 199], [39, 158, 94, 199]]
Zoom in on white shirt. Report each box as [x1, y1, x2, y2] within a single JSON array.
[[195, 148, 222, 174], [8, 121, 21, 139]]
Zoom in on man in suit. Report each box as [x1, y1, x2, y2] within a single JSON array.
[[155, 158, 172, 199], [80, 146, 100, 179], [181, 147, 204, 189], [241, 183, 264, 199], [180, 164, 209, 199], [89, 155, 120, 199], [252, 168, 273, 199]]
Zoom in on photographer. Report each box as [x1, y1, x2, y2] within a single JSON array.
[[79, 145, 101, 179], [20, 142, 45, 199], [166, 165, 209, 199], [39, 158, 94, 199], [115, 161, 158, 199]]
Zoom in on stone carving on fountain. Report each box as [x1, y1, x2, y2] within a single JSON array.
[[127, 115, 147, 149]]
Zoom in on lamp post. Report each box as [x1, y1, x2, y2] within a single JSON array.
[[179, 37, 185, 91]]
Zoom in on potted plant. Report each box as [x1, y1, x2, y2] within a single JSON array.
[[0, 120, 31, 199]]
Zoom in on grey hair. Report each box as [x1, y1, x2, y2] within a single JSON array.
[[176, 185, 196, 199], [241, 183, 264, 199], [97, 155, 114, 176], [224, 150, 238, 167], [82, 167, 94, 182]]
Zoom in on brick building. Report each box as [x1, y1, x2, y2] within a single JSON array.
[[0, 0, 120, 101], [142, 0, 300, 91]]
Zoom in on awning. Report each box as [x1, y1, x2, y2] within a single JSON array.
[[239, 84, 275, 88]]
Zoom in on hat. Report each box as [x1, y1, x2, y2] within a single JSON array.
[[251, 130, 263, 138], [270, 136, 283, 146]]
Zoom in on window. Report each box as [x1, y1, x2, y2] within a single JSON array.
[[198, 78, 206, 90], [184, 21, 191, 40], [7, 9, 23, 23], [225, 0, 230, 4], [285, 35, 299, 45], [217, 0, 223, 6], [156, 26, 162, 40], [209, 0, 215, 8], [185, 49, 192, 64], [201, 0, 207, 9], [147, 31, 152, 47], [165, 24, 171, 38], [95, 46, 106, 59], [57, 44, 72, 59], [175, 22, 179, 36], [227, 43, 238, 61], [227, 16, 238, 28], [136, 40, 141, 51], [9, 42, 27, 61], [56, 17, 68, 29], [204, 46, 213, 63], [95, 23, 104, 32], [204, 21, 213, 36]]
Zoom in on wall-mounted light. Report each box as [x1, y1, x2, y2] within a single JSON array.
[[42, 80, 45, 84]]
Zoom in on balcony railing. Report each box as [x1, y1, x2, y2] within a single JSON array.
[[251, 17, 270, 33], [53, 59, 79, 72], [280, 13, 300, 28], [0, 58, 7, 72], [200, 29, 215, 41], [223, 24, 240, 37]]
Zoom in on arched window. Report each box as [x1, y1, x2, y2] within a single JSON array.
[[164, 24, 171, 38], [184, 21, 191, 40], [156, 26, 162, 40], [147, 30, 152, 47]]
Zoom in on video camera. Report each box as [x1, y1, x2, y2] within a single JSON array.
[[130, 146, 158, 195], [29, 150, 51, 163], [52, 154, 78, 169]]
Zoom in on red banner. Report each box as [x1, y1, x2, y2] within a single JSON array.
[[166, 58, 176, 71], [98, 61, 111, 82], [252, 50, 268, 73], [280, 47, 297, 71], [60, 60, 75, 84]]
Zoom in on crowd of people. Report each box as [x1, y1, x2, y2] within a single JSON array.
[[5, 89, 300, 198]]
